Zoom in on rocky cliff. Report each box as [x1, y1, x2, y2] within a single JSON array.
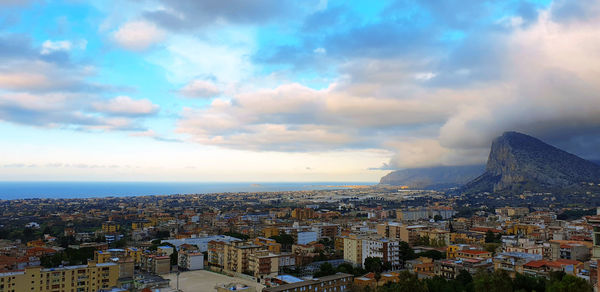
[[463, 131, 600, 193]]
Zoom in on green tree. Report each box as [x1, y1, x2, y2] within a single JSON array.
[[512, 273, 545, 292], [456, 269, 473, 287], [398, 241, 415, 268], [269, 233, 295, 251], [485, 230, 496, 243], [547, 274, 592, 292], [314, 262, 336, 278], [364, 257, 383, 274], [473, 270, 513, 292], [415, 250, 445, 260], [380, 271, 427, 292]]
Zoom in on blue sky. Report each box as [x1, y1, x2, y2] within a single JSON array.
[[0, 0, 599, 181]]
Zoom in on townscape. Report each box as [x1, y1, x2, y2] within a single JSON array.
[[1, 185, 598, 291]]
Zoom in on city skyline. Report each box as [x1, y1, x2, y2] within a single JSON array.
[[1, 0, 600, 181]]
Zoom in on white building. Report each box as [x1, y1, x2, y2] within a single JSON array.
[[344, 236, 400, 269], [162, 235, 241, 252], [178, 251, 204, 270]]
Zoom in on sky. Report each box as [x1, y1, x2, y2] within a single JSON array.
[[1, 0, 600, 182]]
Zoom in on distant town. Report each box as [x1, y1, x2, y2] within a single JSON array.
[[0, 185, 598, 291]]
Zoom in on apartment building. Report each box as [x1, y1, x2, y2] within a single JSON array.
[[140, 254, 170, 275], [223, 241, 264, 274], [311, 223, 340, 240], [178, 245, 204, 271], [291, 208, 316, 220], [493, 252, 542, 278], [396, 207, 456, 221], [101, 221, 120, 233], [0, 262, 118, 292], [262, 273, 353, 292], [343, 235, 400, 269]]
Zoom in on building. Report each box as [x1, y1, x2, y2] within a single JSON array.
[[523, 259, 582, 278], [297, 231, 318, 245], [291, 208, 316, 220], [311, 224, 340, 240], [456, 250, 492, 259], [178, 251, 204, 271], [434, 258, 492, 279], [101, 221, 120, 233], [262, 273, 353, 292], [493, 252, 542, 278], [131, 220, 152, 230], [0, 262, 118, 292], [263, 227, 280, 238], [396, 207, 456, 221], [141, 254, 171, 275], [549, 240, 590, 261], [588, 216, 600, 259], [495, 207, 529, 217], [162, 235, 241, 252], [221, 241, 264, 274], [253, 237, 282, 253], [343, 235, 400, 269]]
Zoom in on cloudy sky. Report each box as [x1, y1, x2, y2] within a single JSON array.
[[1, 0, 599, 182]]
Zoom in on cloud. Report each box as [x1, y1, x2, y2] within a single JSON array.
[[175, 1, 600, 168], [176, 82, 455, 151], [113, 20, 165, 51], [41, 40, 70, 54], [179, 79, 220, 98], [143, 0, 299, 31], [0, 35, 154, 133], [93, 96, 159, 116], [40, 39, 86, 55]]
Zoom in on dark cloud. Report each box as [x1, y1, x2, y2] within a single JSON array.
[[551, 0, 600, 22], [144, 0, 303, 31], [0, 34, 36, 59]]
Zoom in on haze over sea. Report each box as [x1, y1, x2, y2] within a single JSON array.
[[0, 182, 376, 200]]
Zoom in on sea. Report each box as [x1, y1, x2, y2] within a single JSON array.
[[0, 182, 376, 200]]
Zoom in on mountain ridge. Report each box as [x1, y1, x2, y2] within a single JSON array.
[[379, 165, 484, 190], [463, 131, 600, 193]]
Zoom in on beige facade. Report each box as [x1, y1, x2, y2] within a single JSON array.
[[0, 262, 118, 292]]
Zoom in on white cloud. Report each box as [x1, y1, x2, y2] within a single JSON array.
[[314, 47, 326, 54], [113, 21, 165, 51], [93, 96, 159, 116], [147, 33, 255, 84], [41, 40, 72, 55], [179, 79, 220, 98]]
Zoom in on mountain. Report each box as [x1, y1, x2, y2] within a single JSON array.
[[379, 165, 485, 190], [463, 131, 600, 193]]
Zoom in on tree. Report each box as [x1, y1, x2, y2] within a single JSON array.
[[473, 270, 513, 292], [415, 250, 445, 260], [398, 241, 415, 268], [170, 248, 178, 266], [379, 271, 428, 292], [433, 215, 443, 221], [364, 257, 383, 274], [455, 269, 473, 287], [269, 234, 295, 251], [513, 273, 545, 292], [547, 274, 592, 292], [314, 262, 335, 278], [485, 230, 496, 243]]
